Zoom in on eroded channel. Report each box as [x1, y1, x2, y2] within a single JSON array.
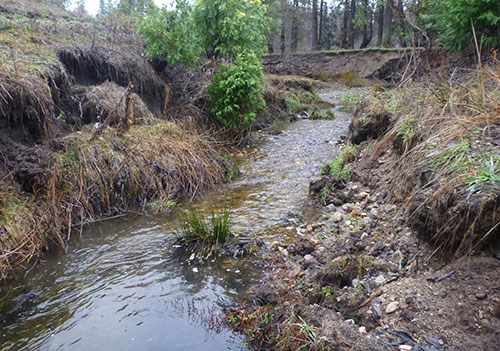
[[0, 89, 363, 351]]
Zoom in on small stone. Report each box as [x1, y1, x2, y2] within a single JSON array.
[[332, 212, 343, 223], [278, 247, 288, 257], [304, 254, 315, 263], [306, 224, 313, 232], [360, 232, 369, 240], [192, 267, 199, 273], [386, 301, 400, 314], [357, 191, 369, 200], [399, 345, 412, 351], [350, 209, 361, 217], [375, 274, 386, 285], [370, 208, 379, 217], [345, 220, 351, 226], [392, 250, 404, 266], [475, 292, 487, 300], [384, 204, 397, 213], [359, 326, 367, 334]]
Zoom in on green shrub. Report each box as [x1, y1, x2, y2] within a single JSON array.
[[208, 52, 266, 131]]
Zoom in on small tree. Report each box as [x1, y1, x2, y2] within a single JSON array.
[[196, 0, 270, 59], [137, 1, 201, 66], [208, 52, 266, 131], [423, 0, 500, 50]]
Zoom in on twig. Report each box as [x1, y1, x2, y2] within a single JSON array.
[[71, 213, 128, 227]]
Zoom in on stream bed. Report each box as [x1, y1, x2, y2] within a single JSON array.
[[0, 89, 363, 351]]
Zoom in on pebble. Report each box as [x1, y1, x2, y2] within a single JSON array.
[[332, 212, 343, 223], [192, 267, 199, 273], [278, 247, 289, 257], [392, 250, 404, 266], [385, 301, 400, 314], [475, 292, 487, 300], [358, 191, 369, 199], [375, 274, 386, 285], [359, 326, 367, 334], [304, 254, 315, 263], [360, 232, 369, 240], [384, 204, 397, 213], [399, 345, 412, 351]]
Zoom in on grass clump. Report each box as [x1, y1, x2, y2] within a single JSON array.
[[321, 143, 359, 180], [321, 157, 351, 180], [174, 208, 230, 256]]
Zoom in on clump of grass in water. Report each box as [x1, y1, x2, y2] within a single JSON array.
[[174, 208, 231, 258]]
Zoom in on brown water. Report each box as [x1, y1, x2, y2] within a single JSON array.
[[0, 89, 362, 351]]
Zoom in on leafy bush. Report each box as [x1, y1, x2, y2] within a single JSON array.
[[208, 52, 266, 131], [137, 0, 201, 66], [423, 0, 500, 50]]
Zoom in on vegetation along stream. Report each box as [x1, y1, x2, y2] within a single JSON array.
[[0, 90, 362, 351]]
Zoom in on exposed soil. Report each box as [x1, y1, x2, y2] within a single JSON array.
[[262, 48, 419, 82], [242, 170, 499, 350]]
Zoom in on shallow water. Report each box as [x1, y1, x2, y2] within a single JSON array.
[[0, 90, 358, 351]]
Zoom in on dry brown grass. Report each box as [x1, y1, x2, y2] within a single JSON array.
[[0, 120, 226, 280], [358, 65, 499, 258]]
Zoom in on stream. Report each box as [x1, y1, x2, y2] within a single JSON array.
[[0, 89, 363, 351]]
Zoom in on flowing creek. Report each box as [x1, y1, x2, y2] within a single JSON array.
[[0, 89, 365, 351]]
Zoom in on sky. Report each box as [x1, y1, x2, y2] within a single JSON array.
[[69, 0, 174, 16]]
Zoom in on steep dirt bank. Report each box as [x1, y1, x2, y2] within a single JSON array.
[[262, 48, 421, 82], [227, 65, 499, 350]]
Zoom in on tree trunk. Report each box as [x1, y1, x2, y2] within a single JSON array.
[[347, 0, 356, 48], [312, 0, 319, 50], [395, 0, 407, 47], [382, 0, 394, 46], [340, 0, 349, 48], [318, 0, 325, 49], [360, 0, 373, 48], [291, 0, 299, 52], [377, 4, 384, 46]]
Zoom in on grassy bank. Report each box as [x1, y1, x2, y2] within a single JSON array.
[[350, 65, 499, 258], [0, 120, 226, 280]]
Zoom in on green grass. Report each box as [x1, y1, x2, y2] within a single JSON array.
[[466, 153, 499, 191], [174, 208, 231, 255], [321, 156, 351, 180], [428, 139, 472, 174]]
